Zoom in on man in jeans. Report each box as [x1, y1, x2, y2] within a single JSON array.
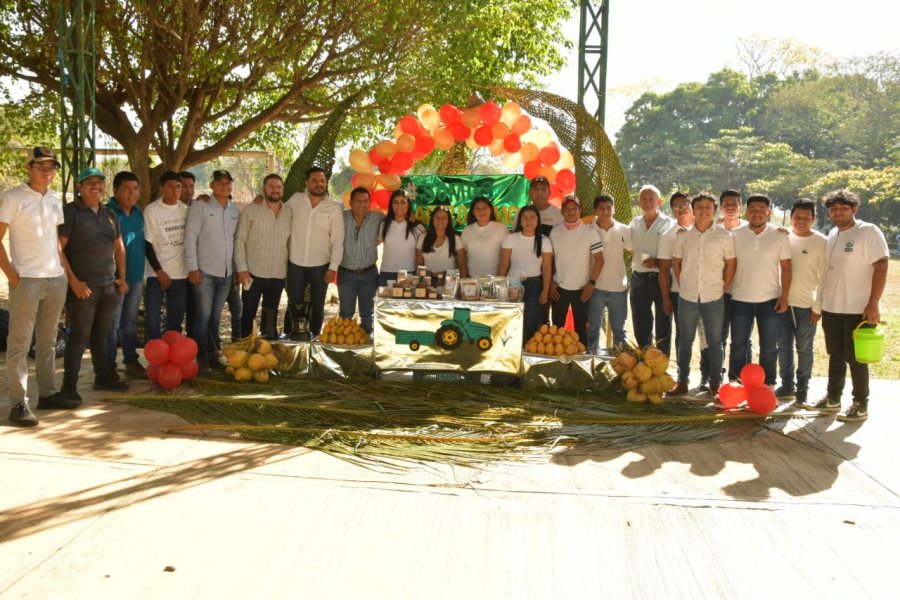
[[729, 194, 791, 385], [106, 171, 146, 378], [185, 169, 240, 368], [587, 194, 631, 351], [657, 191, 694, 381], [804, 189, 888, 422], [0, 148, 73, 426], [338, 187, 382, 334], [672, 193, 736, 398], [776, 199, 826, 404], [59, 167, 130, 401], [235, 173, 291, 339]]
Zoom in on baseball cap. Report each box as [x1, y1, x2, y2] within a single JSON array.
[[530, 176, 549, 186], [76, 166, 105, 183], [27, 147, 61, 168], [561, 194, 580, 208], [212, 169, 233, 182]]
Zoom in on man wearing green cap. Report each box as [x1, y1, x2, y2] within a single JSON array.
[[58, 166, 129, 401], [0, 148, 71, 426]]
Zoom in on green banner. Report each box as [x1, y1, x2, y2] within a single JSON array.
[[401, 174, 529, 231]]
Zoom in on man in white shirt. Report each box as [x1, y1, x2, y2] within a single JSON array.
[[803, 189, 889, 422], [628, 185, 674, 355], [776, 199, 826, 405], [285, 167, 344, 339], [672, 193, 736, 397], [587, 194, 631, 351], [729, 194, 792, 386], [549, 196, 603, 344], [0, 148, 74, 426], [529, 175, 562, 237], [658, 192, 694, 367]]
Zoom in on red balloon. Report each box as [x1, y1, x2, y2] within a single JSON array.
[[180, 359, 199, 381], [144, 339, 171, 366], [556, 168, 576, 194], [368, 148, 381, 165], [503, 134, 522, 153], [473, 125, 493, 146], [146, 363, 160, 383], [718, 382, 748, 408], [746, 385, 777, 414], [162, 330, 184, 346], [157, 362, 184, 390], [549, 183, 564, 199], [372, 189, 392, 211], [740, 363, 765, 387], [479, 101, 502, 124], [392, 151, 414, 172], [170, 337, 198, 365], [376, 158, 393, 174], [439, 103, 461, 126], [413, 134, 435, 158], [539, 143, 561, 166], [449, 122, 470, 142], [523, 159, 542, 180], [399, 115, 422, 136]]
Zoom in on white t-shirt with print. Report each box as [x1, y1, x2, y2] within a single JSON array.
[[822, 221, 889, 314], [730, 224, 792, 303], [143, 199, 189, 279]]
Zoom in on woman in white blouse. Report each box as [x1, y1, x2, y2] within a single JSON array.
[[416, 206, 467, 276], [378, 189, 424, 286], [498, 205, 553, 343], [460, 196, 508, 277]]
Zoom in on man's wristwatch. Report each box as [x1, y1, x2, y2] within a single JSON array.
[[588, 279, 596, 286]]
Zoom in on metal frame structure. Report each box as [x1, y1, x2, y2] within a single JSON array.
[[577, 0, 609, 126], [57, 0, 97, 199]]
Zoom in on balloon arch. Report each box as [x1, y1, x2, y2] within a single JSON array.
[[345, 100, 577, 211]]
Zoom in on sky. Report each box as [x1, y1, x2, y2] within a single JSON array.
[[544, 0, 900, 140]]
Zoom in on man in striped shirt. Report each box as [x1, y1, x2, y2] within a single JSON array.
[[338, 187, 382, 334]]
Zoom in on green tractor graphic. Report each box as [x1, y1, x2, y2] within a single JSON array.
[[395, 307, 493, 352]]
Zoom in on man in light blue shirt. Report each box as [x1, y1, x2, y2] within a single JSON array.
[[185, 169, 240, 368]]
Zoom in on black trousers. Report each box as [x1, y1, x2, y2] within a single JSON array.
[[64, 283, 121, 389], [240, 276, 286, 338], [287, 262, 328, 335], [630, 272, 672, 356], [822, 311, 870, 405], [550, 287, 590, 344]]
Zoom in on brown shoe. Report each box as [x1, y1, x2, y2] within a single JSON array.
[[668, 381, 689, 396], [709, 384, 720, 400], [124, 360, 147, 379]]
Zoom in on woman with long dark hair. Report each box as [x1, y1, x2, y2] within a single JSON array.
[[416, 206, 467, 276], [498, 205, 554, 342], [461, 196, 508, 276], [378, 189, 424, 286]]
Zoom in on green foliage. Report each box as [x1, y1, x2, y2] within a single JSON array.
[[803, 166, 900, 232], [0, 90, 59, 191]]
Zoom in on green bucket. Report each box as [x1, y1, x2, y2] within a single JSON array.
[[853, 321, 885, 364]]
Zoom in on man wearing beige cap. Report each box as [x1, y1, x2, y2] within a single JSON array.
[[0, 148, 73, 426]]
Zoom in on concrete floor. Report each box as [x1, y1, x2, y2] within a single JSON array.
[[2, 358, 899, 599]]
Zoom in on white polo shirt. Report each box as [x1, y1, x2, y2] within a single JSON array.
[[502, 232, 553, 278], [657, 224, 691, 293], [730, 224, 792, 303], [629, 212, 673, 273], [461, 221, 508, 276], [787, 231, 827, 312], [673, 224, 735, 303], [591, 220, 631, 292], [285, 192, 345, 270], [0, 183, 64, 278], [549, 222, 602, 290], [143, 199, 189, 279], [822, 221, 889, 314]]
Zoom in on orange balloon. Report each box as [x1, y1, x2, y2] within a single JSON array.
[[374, 140, 397, 159], [434, 127, 455, 151], [510, 114, 532, 136], [523, 159, 542, 180], [537, 165, 557, 182], [461, 107, 482, 129], [341, 190, 352, 208], [488, 139, 505, 157], [396, 134, 416, 153], [348, 149, 373, 174], [520, 142, 539, 162], [376, 173, 402, 191], [490, 121, 510, 140], [355, 172, 375, 189]]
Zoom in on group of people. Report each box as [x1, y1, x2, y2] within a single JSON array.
[[1, 148, 889, 428]]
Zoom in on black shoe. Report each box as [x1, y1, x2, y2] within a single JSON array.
[[8, 402, 39, 427], [59, 387, 84, 404], [93, 373, 129, 391], [37, 392, 82, 410], [837, 402, 868, 422]]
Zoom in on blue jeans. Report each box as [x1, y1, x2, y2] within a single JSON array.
[[730, 298, 780, 385], [227, 282, 242, 342], [107, 279, 143, 366], [630, 272, 672, 356], [378, 271, 398, 287], [587, 289, 628, 352], [338, 267, 378, 334], [778, 306, 817, 394], [700, 293, 750, 381], [677, 296, 725, 386], [193, 272, 232, 362], [287, 262, 329, 335], [145, 277, 188, 340], [522, 277, 545, 344]]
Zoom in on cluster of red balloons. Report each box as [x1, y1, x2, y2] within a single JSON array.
[[717, 363, 777, 414], [143, 331, 199, 391], [347, 101, 577, 211]]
